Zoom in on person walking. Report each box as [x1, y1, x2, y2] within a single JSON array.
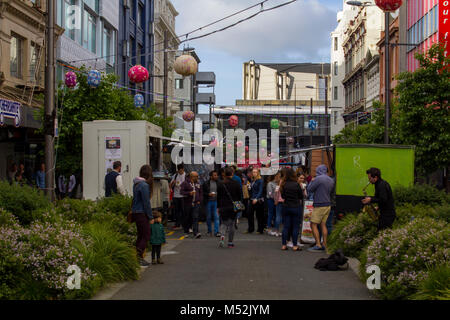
[[362, 167, 396, 231], [169, 164, 186, 230], [104, 161, 125, 197], [280, 168, 304, 251], [132, 165, 154, 266], [150, 211, 166, 265], [246, 168, 264, 234], [35, 162, 45, 191], [306, 165, 334, 252], [203, 170, 220, 237], [217, 167, 243, 248], [180, 171, 203, 238], [266, 174, 278, 235]]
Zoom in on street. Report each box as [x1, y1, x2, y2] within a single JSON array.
[[110, 220, 375, 300]]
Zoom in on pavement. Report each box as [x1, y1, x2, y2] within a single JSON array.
[[97, 219, 375, 300]]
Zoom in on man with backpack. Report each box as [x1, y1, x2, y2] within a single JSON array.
[[170, 164, 186, 230]]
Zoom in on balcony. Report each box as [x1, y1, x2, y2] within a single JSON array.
[[195, 93, 215, 105], [195, 72, 216, 85]]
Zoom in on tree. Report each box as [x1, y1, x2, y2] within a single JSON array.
[[54, 68, 175, 174], [394, 44, 449, 180]]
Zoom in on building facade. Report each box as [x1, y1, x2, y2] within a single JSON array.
[[342, 5, 384, 126], [330, 1, 359, 137], [364, 50, 380, 113], [118, 0, 154, 108], [153, 0, 179, 116], [0, 0, 63, 181], [56, 0, 119, 80]]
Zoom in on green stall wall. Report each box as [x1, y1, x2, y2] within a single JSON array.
[[336, 145, 415, 196]]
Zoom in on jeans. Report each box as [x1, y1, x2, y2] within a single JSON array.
[[173, 197, 184, 227], [206, 200, 219, 234], [282, 206, 301, 246], [151, 244, 161, 259], [248, 201, 264, 233], [267, 198, 275, 228], [220, 218, 236, 243], [185, 204, 201, 235], [275, 204, 283, 230]]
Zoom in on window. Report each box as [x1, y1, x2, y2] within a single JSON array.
[[103, 26, 116, 70], [334, 37, 338, 51], [10, 34, 22, 78], [334, 111, 338, 125], [130, 0, 135, 20], [83, 9, 96, 53], [175, 79, 184, 89], [334, 86, 338, 100], [130, 36, 135, 66], [84, 0, 99, 13], [30, 42, 40, 82], [63, 0, 76, 41], [334, 61, 338, 76], [138, 4, 144, 29]]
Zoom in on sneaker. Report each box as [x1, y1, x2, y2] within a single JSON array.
[[307, 245, 324, 252], [219, 235, 225, 248], [139, 258, 150, 267], [189, 228, 193, 233], [287, 241, 294, 248], [215, 232, 221, 237], [227, 243, 234, 248], [195, 233, 201, 239], [157, 258, 164, 264], [276, 232, 282, 237], [268, 230, 276, 236]]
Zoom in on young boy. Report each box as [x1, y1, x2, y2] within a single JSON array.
[[150, 212, 166, 264]]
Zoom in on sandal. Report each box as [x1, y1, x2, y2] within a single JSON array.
[[292, 246, 302, 251], [281, 246, 288, 250]]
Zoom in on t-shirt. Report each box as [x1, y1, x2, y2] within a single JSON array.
[[210, 180, 217, 197], [171, 172, 186, 198]]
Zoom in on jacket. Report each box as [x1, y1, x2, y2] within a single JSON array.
[[105, 171, 119, 197], [180, 177, 203, 207], [306, 165, 334, 207], [132, 177, 153, 220], [249, 178, 263, 200], [202, 179, 218, 203], [217, 178, 243, 220], [372, 178, 396, 217], [281, 180, 303, 208], [150, 223, 166, 245]]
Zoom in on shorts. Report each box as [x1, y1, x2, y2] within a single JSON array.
[[310, 206, 331, 224]]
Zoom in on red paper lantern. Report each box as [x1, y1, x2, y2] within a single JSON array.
[[182, 110, 195, 122], [375, 0, 403, 12], [128, 65, 149, 83], [228, 115, 239, 127]]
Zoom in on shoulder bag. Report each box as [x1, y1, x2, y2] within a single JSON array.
[[223, 182, 245, 213]]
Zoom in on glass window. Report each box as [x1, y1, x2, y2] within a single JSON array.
[[334, 111, 338, 125], [102, 26, 116, 68], [130, 0, 135, 20], [334, 37, 338, 51], [176, 79, 184, 89], [334, 61, 338, 75], [64, 0, 76, 40], [334, 86, 338, 100], [138, 4, 144, 29], [84, 0, 99, 13], [10, 34, 22, 78], [83, 9, 96, 53]]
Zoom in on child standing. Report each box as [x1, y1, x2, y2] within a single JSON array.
[[150, 212, 166, 264]]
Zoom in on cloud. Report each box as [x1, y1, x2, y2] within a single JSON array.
[[171, 0, 337, 62]]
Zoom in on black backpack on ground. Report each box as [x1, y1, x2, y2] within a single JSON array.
[[314, 249, 349, 271]]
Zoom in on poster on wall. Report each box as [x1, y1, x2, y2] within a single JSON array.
[[105, 136, 121, 159]]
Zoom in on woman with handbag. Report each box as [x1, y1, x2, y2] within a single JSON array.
[[246, 168, 264, 234], [132, 165, 154, 266], [217, 167, 244, 248]]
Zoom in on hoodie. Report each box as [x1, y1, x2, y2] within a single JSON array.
[[306, 165, 334, 208]]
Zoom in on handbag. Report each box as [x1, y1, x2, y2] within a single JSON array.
[[223, 182, 245, 213]]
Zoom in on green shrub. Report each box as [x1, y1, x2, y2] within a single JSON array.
[[0, 181, 52, 225], [328, 212, 377, 258], [393, 184, 450, 207], [411, 264, 450, 300], [360, 217, 450, 300], [91, 212, 137, 247], [97, 194, 133, 217], [74, 222, 139, 286], [0, 208, 20, 228], [55, 198, 101, 224]]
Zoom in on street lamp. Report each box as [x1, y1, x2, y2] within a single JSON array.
[[346, 0, 404, 144]]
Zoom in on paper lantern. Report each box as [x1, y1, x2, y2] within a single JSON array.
[[128, 65, 149, 83], [228, 115, 239, 127], [375, 0, 403, 12], [65, 71, 77, 88], [182, 110, 195, 122], [261, 139, 267, 148], [87, 70, 101, 88], [287, 136, 295, 144], [134, 94, 144, 108], [174, 55, 198, 76], [270, 118, 280, 129]]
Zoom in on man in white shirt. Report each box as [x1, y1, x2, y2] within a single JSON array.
[[169, 164, 186, 230]]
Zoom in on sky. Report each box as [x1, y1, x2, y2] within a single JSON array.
[[171, 0, 342, 111]]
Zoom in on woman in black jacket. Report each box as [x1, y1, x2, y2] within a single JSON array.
[[217, 167, 243, 248], [280, 168, 304, 251]]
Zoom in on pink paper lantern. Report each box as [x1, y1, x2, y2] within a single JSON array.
[[182, 110, 195, 122], [128, 65, 149, 83], [375, 0, 403, 12], [65, 71, 77, 88], [228, 115, 239, 127]]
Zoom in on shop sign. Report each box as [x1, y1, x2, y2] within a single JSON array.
[[0, 98, 21, 127], [440, 0, 450, 57]]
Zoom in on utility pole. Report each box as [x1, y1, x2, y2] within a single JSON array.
[[384, 12, 390, 144], [310, 98, 313, 147], [163, 30, 168, 119], [325, 76, 329, 146], [44, 0, 55, 201]]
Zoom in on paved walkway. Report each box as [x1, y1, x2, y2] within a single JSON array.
[[109, 219, 375, 300]]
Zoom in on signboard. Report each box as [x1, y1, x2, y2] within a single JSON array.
[[0, 98, 21, 127], [439, 0, 450, 58], [105, 136, 121, 159], [301, 200, 315, 244]]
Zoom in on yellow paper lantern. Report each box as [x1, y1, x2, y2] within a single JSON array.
[[174, 55, 198, 76]]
